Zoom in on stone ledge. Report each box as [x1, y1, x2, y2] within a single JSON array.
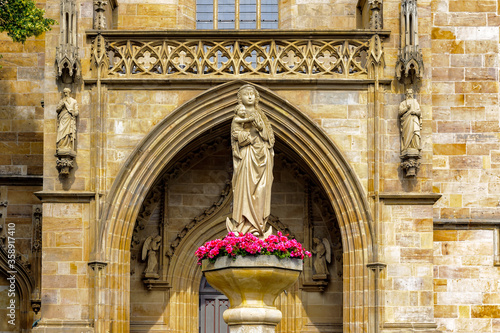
[[86, 29, 392, 39], [35, 191, 96, 203], [33, 319, 93, 332], [379, 193, 442, 205], [0, 175, 43, 186], [84, 78, 394, 89], [434, 218, 500, 228], [383, 322, 438, 329]]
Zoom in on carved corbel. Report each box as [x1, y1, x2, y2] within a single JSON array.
[[395, 0, 423, 85], [55, 0, 81, 83]]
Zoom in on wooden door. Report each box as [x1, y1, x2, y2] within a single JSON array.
[[199, 277, 230, 333]]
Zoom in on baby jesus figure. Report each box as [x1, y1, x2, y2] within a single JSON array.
[[233, 105, 255, 128]]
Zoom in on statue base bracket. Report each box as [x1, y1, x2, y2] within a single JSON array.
[[400, 149, 421, 177], [55, 149, 76, 176]]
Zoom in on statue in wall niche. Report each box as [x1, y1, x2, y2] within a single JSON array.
[[399, 88, 422, 177], [142, 235, 162, 279], [226, 85, 275, 238], [55, 88, 79, 176], [312, 238, 331, 278]]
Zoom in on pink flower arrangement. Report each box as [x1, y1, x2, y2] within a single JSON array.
[[195, 231, 312, 265]]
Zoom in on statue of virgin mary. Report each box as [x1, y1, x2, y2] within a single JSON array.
[[227, 85, 274, 238]]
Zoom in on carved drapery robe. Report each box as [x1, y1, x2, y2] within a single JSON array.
[[56, 97, 79, 152], [398, 97, 421, 155], [231, 107, 274, 236]]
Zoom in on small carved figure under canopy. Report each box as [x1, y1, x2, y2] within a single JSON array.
[[312, 237, 331, 278], [226, 84, 275, 238], [142, 235, 162, 279], [398, 88, 422, 177]]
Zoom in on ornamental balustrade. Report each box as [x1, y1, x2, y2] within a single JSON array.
[[88, 31, 388, 82]]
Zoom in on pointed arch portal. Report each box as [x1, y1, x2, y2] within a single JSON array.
[[98, 81, 375, 332]]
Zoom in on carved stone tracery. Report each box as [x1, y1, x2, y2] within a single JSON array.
[[90, 35, 385, 79]]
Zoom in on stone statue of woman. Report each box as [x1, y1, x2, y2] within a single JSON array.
[[56, 88, 79, 153], [227, 85, 275, 238], [399, 88, 422, 176], [399, 88, 422, 155]]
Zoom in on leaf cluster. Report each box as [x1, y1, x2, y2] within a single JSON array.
[[0, 0, 56, 43]]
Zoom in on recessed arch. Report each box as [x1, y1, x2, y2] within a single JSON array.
[[98, 80, 375, 332]]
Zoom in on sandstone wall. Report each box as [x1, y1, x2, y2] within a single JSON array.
[[430, 1, 500, 331], [0, 31, 45, 177]]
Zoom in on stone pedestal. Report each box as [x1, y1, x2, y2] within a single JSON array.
[[202, 256, 302, 333], [400, 148, 421, 177], [55, 149, 76, 176]]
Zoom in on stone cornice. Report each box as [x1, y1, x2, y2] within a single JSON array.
[[379, 193, 442, 205], [86, 29, 391, 39], [35, 191, 96, 203], [0, 175, 43, 186], [382, 322, 438, 329], [83, 77, 393, 89], [434, 219, 500, 229]]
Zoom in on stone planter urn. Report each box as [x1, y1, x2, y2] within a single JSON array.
[[202, 255, 302, 333]]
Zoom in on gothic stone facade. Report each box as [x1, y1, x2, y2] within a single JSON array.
[[0, 0, 499, 332]]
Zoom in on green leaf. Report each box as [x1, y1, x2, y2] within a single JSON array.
[[0, 0, 56, 44]]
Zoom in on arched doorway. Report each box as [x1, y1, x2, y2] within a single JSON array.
[[128, 123, 345, 331], [99, 81, 374, 332]]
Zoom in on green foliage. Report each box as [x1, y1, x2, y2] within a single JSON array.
[[0, 0, 56, 44]]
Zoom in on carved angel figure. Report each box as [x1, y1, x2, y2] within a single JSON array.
[[312, 237, 331, 276], [227, 85, 275, 238], [56, 88, 79, 153], [142, 235, 162, 276]]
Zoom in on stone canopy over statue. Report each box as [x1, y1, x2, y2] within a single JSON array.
[[226, 85, 275, 238]]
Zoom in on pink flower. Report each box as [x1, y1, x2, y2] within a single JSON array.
[[195, 232, 312, 265]]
